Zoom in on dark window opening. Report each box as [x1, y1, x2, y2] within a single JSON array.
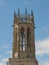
[[27, 27, 31, 53]]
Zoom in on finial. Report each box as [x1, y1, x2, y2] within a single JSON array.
[[18, 8, 20, 15], [31, 10, 33, 16], [14, 11, 16, 17], [25, 8, 27, 15]]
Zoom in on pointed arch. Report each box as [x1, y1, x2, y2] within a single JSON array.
[[20, 27, 26, 51]]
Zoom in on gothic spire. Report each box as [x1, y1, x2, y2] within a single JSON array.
[[31, 10, 33, 16], [18, 8, 20, 15], [14, 11, 16, 17], [25, 8, 27, 15]]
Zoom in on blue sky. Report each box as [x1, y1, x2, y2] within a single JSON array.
[[0, 0, 49, 65]]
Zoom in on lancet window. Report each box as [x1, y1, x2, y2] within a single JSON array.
[[20, 27, 26, 51]]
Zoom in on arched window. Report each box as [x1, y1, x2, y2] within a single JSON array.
[[27, 27, 31, 41], [20, 28, 26, 51], [27, 27, 31, 54]]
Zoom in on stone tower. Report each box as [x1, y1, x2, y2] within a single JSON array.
[[9, 9, 38, 65]]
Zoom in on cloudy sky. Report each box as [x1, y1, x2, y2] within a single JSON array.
[[0, 0, 49, 65]]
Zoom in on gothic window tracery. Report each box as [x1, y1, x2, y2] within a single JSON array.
[[20, 27, 26, 51]]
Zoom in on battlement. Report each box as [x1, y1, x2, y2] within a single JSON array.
[[14, 9, 34, 23]]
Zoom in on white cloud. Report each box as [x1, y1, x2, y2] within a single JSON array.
[[0, 58, 9, 65], [36, 37, 49, 56], [0, 62, 6, 65], [44, 61, 49, 65], [39, 61, 49, 65], [1, 58, 9, 62]]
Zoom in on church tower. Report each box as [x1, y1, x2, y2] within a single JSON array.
[[9, 9, 38, 65]]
